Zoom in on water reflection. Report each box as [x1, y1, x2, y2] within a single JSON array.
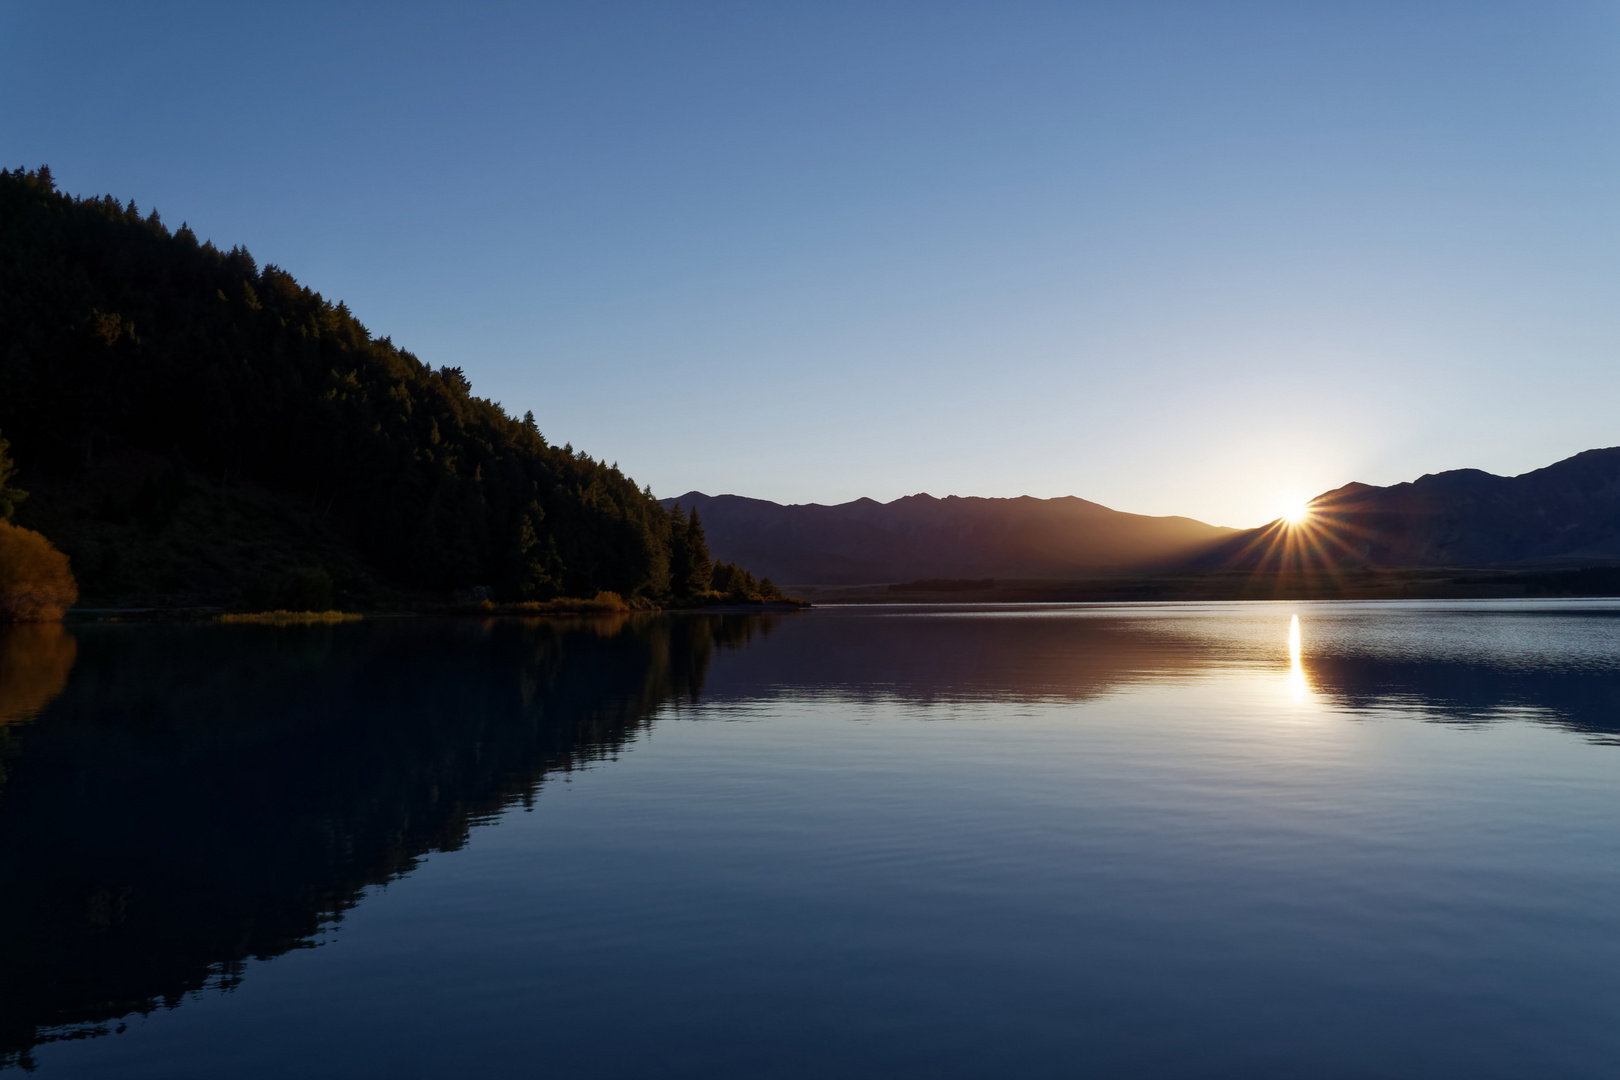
[[5, 602, 1620, 1071], [0, 623, 78, 801], [0, 623, 77, 726], [0, 614, 771, 1070]]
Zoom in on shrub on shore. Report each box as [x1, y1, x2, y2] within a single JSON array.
[[497, 591, 634, 614], [0, 522, 78, 622]]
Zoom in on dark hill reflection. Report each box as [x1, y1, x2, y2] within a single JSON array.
[[0, 614, 774, 1070], [1309, 650, 1620, 738], [1295, 604, 1620, 740]]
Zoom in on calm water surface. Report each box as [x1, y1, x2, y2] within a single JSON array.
[[4, 602, 1620, 1077]]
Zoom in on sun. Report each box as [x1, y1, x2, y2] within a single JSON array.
[[1279, 501, 1311, 526]]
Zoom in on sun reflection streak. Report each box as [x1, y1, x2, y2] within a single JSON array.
[[1286, 614, 1309, 703]]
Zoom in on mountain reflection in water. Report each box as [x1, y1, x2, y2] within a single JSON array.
[[690, 602, 1620, 739], [2, 601, 1619, 1075]]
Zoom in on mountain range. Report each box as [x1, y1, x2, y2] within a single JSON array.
[[668, 447, 1620, 587], [658, 492, 1235, 585]]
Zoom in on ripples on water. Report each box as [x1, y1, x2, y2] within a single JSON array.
[[3, 602, 1619, 1077]]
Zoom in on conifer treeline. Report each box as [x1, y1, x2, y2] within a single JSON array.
[[0, 167, 777, 604]]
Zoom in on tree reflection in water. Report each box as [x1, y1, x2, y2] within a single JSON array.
[[0, 614, 773, 1070]]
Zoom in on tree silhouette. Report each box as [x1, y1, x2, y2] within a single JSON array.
[[0, 431, 23, 522]]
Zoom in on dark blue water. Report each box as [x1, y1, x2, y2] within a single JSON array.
[[4, 602, 1620, 1077]]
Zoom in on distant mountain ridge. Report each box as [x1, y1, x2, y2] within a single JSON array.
[[671, 447, 1620, 588], [1199, 446, 1620, 571], [657, 492, 1236, 586]]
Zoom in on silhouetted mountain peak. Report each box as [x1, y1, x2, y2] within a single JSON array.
[[1310, 481, 1376, 506], [1409, 468, 1501, 493], [1210, 446, 1620, 571]]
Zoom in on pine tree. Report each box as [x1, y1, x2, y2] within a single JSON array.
[[682, 508, 713, 596], [667, 504, 690, 596]]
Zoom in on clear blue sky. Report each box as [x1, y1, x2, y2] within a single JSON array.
[[5, 2, 1618, 526]]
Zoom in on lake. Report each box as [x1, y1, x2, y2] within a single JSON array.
[[4, 601, 1620, 1077]]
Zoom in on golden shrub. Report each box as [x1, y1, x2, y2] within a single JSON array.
[[0, 521, 79, 622]]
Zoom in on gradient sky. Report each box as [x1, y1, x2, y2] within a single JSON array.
[[5, 2, 1619, 527]]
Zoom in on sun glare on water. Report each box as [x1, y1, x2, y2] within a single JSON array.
[[1286, 614, 1309, 703]]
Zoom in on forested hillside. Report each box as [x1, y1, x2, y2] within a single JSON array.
[[0, 166, 733, 607]]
